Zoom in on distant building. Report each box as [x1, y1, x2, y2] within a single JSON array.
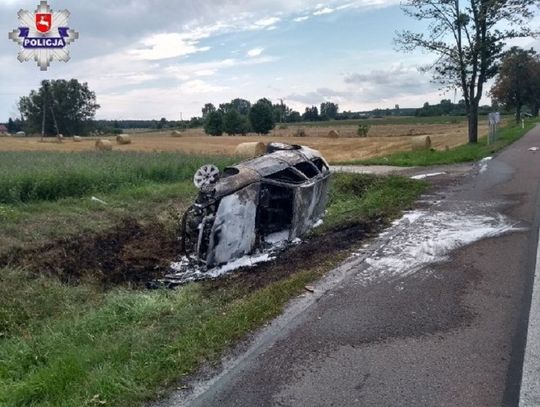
[[0, 124, 8, 134]]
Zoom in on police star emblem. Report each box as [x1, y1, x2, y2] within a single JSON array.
[[8, 1, 79, 71]]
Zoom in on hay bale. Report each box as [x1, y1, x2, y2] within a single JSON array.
[[293, 128, 307, 137], [95, 139, 113, 151], [326, 129, 340, 138], [171, 130, 183, 137], [411, 135, 432, 151], [235, 142, 266, 158], [73, 136, 82, 142], [116, 134, 132, 145]]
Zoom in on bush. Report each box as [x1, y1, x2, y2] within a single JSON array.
[[357, 124, 370, 137]]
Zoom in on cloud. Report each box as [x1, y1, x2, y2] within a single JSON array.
[[250, 16, 281, 29], [130, 32, 211, 60], [293, 16, 310, 22], [313, 7, 335, 15], [247, 47, 264, 57], [180, 79, 228, 94]]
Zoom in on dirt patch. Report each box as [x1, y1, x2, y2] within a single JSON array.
[[0, 218, 179, 285]]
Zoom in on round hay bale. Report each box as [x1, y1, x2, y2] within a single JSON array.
[[73, 136, 82, 142], [95, 139, 113, 151], [411, 135, 431, 151], [326, 129, 340, 138], [235, 142, 266, 158], [116, 134, 132, 145], [171, 130, 183, 137]]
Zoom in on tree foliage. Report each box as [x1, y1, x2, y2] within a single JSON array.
[[490, 47, 540, 120], [249, 98, 275, 134], [203, 110, 223, 136], [18, 79, 99, 136], [222, 109, 250, 135], [396, 0, 537, 143], [320, 102, 339, 120]]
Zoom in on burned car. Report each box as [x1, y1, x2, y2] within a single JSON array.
[[179, 143, 331, 270]]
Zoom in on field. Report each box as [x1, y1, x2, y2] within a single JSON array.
[[0, 116, 491, 163], [0, 148, 427, 406], [2, 115, 530, 406]]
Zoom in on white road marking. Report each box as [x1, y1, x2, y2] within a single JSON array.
[[520, 225, 540, 406]]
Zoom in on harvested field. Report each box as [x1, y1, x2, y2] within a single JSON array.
[[0, 120, 492, 162]]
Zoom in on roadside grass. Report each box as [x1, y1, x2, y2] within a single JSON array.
[[337, 119, 538, 167], [0, 172, 426, 407], [0, 181, 197, 258], [0, 151, 236, 204]]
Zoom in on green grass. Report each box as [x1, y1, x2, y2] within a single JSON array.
[[295, 115, 470, 127], [339, 120, 538, 167], [0, 172, 426, 407], [0, 151, 236, 204]]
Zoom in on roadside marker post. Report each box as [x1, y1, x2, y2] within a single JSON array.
[[488, 112, 500, 145]]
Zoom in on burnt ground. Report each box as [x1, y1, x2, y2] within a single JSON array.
[[0, 218, 179, 285], [0, 172, 459, 290], [0, 215, 383, 289]]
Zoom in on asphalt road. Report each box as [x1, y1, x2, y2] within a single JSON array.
[[162, 124, 540, 407]]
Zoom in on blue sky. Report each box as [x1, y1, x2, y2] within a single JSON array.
[[1, 0, 538, 120]]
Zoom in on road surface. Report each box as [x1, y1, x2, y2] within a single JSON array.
[[158, 124, 540, 407]]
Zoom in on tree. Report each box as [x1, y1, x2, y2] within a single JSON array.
[[490, 47, 540, 122], [202, 103, 216, 119], [223, 109, 250, 135], [230, 98, 251, 116], [287, 111, 302, 122], [18, 79, 99, 136], [396, 0, 537, 143], [303, 106, 319, 121], [320, 102, 339, 120], [7, 118, 15, 133], [249, 98, 275, 134], [203, 110, 223, 136]]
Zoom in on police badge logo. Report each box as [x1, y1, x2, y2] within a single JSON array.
[[8, 1, 79, 71]]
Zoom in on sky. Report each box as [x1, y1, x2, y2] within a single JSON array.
[[0, 0, 539, 120]]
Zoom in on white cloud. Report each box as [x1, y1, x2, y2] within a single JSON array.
[[247, 47, 264, 57], [250, 16, 281, 29], [180, 79, 228, 94], [130, 32, 211, 60], [293, 16, 310, 22], [313, 7, 334, 15]]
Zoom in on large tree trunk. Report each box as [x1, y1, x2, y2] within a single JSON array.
[[516, 104, 522, 124], [468, 103, 479, 144]]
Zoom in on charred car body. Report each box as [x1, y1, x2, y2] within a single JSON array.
[[180, 143, 331, 269]]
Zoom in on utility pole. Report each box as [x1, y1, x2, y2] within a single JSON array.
[[41, 88, 46, 142]]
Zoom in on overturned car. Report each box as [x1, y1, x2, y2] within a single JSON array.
[[179, 143, 331, 271]]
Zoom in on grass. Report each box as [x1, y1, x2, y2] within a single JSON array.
[[341, 120, 538, 167], [0, 151, 237, 204], [0, 169, 426, 407]]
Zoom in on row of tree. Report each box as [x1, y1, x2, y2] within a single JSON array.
[[490, 47, 540, 122], [203, 98, 275, 136]]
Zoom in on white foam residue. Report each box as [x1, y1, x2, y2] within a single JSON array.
[[410, 172, 446, 180], [313, 219, 324, 228], [168, 251, 275, 283], [356, 209, 523, 285], [265, 230, 290, 244]]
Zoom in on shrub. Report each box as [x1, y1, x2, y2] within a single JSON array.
[[357, 124, 370, 137]]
